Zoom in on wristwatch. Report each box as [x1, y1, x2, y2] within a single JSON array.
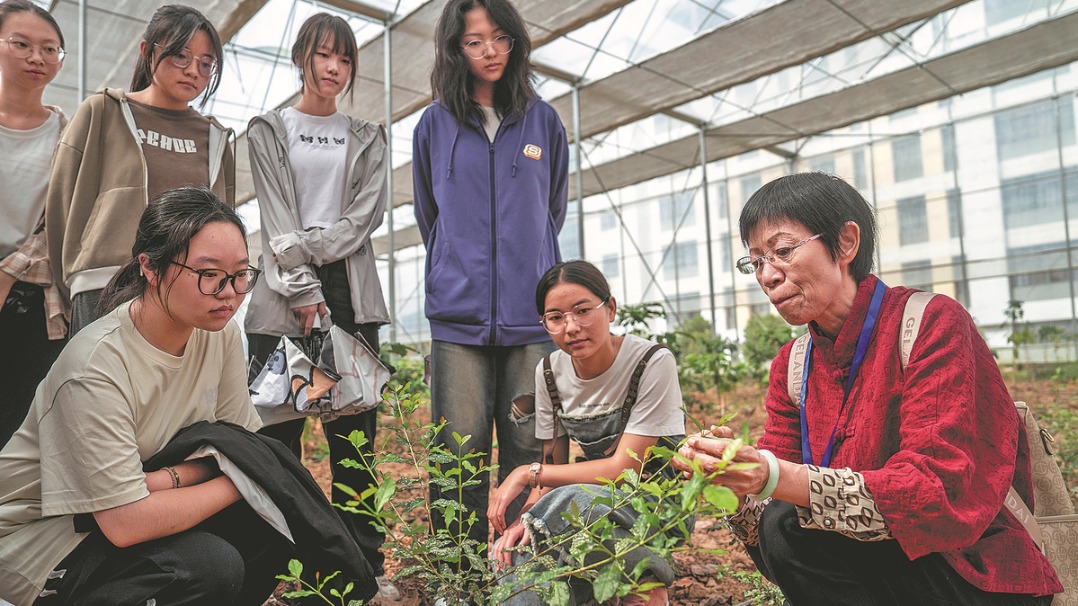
[[528, 462, 543, 489]]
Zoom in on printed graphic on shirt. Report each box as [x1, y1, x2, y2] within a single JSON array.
[[297, 134, 347, 149], [523, 144, 542, 160], [136, 128, 198, 153]]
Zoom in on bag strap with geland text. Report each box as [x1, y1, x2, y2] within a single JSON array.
[[787, 291, 1044, 552]]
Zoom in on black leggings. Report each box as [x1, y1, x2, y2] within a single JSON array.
[[748, 500, 1052, 606], [35, 502, 291, 606]]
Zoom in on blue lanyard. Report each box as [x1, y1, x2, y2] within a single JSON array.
[[799, 280, 887, 468]]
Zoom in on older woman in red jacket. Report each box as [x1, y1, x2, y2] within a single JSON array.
[[675, 172, 1060, 605]]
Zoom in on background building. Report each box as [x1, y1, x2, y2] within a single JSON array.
[[42, 0, 1078, 360]]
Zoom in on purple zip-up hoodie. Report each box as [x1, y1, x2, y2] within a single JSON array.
[[413, 97, 568, 346]]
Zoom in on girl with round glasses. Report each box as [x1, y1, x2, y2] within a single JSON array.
[[46, 4, 233, 336], [413, 0, 570, 552], [0, 187, 293, 605], [0, 0, 68, 450], [244, 12, 398, 600], [488, 260, 686, 606]]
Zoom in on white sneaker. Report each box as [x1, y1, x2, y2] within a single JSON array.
[[375, 574, 401, 600]]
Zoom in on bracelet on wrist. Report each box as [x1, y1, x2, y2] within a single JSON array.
[[163, 466, 181, 490], [753, 449, 780, 501], [528, 462, 543, 490]]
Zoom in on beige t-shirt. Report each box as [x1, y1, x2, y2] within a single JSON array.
[[0, 301, 260, 605], [127, 98, 211, 202]]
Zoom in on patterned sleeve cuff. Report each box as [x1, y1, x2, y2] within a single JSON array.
[[725, 494, 766, 546], [797, 465, 892, 541]]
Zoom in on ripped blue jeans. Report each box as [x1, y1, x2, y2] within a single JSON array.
[[428, 340, 554, 548]]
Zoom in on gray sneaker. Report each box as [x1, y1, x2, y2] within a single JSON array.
[[375, 574, 401, 600]]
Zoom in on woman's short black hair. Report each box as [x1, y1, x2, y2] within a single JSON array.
[[535, 260, 612, 316], [739, 172, 877, 282]]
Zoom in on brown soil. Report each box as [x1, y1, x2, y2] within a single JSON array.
[[265, 374, 1077, 605]]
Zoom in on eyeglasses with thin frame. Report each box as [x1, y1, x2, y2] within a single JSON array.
[[0, 37, 65, 64], [736, 233, 823, 275], [541, 299, 609, 334], [171, 262, 261, 295], [461, 35, 513, 59], [154, 43, 217, 78]]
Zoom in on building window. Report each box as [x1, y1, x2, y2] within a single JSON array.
[[1001, 171, 1064, 228], [901, 260, 932, 290], [892, 135, 923, 182], [663, 241, 699, 279], [600, 209, 616, 231], [602, 254, 619, 279], [810, 154, 835, 175], [897, 195, 928, 245], [941, 124, 956, 173], [660, 192, 695, 231], [852, 148, 868, 190], [946, 189, 962, 239], [1008, 242, 1073, 302], [994, 99, 1075, 161]]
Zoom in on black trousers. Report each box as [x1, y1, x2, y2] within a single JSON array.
[[248, 259, 386, 575], [0, 282, 65, 449], [748, 500, 1052, 606], [34, 502, 290, 606]]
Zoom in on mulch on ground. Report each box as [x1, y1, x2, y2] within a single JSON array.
[[266, 374, 1077, 605]]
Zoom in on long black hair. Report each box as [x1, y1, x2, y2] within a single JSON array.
[[292, 12, 358, 102], [739, 172, 877, 282], [431, 0, 536, 125], [129, 4, 223, 108], [99, 187, 246, 316], [0, 0, 64, 49]]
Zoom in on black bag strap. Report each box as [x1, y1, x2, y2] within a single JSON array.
[[542, 353, 563, 431], [603, 343, 667, 456]]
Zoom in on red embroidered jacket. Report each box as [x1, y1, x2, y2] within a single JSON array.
[[759, 275, 1062, 596]]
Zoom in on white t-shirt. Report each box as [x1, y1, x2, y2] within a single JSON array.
[[534, 334, 685, 441], [0, 112, 61, 258], [0, 302, 260, 605], [480, 105, 501, 142], [281, 107, 350, 229]]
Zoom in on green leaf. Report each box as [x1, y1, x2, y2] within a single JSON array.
[[288, 559, 303, 578], [592, 563, 622, 603], [374, 478, 397, 510], [703, 484, 739, 512]]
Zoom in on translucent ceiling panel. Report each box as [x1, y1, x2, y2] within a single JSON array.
[[533, 0, 781, 81], [673, 0, 1078, 129]]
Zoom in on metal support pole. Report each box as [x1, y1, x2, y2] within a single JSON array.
[[1053, 95, 1078, 360], [572, 83, 585, 259], [78, 0, 86, 101], [383, 21, 396, 342], [698, 129, 717, 334]]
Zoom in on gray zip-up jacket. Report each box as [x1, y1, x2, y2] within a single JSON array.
[[244, 109, 389, 337]]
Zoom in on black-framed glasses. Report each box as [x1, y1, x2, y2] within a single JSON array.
[[172, 262, 260, 295], [154, 43, 217, 78], [461, 35, 513, 59], [1, 37, 65, 64], [736, 233, 822, 275], [541, 299, 608, 334]]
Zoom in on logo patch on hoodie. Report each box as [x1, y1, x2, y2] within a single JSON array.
[[523, 144, 542, 160]]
